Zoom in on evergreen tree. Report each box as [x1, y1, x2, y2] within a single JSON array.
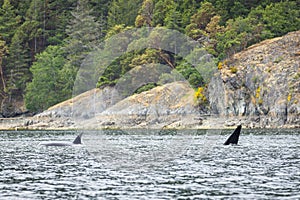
[[61, 0, 101, 97], [0, 0, 21, 97], [0, 0, 21, 45], [90, 0, 111, 34], [152, 0, 180, 28], [10, 0, 32, 18], [135, 0, 154, 27], [185, 1, 217, 40], [262, 1, 300, 38], [205, 15, 224, 55], [25, 45, 66, 112], [23, 0, 47, 55], [6, 28, 31, 94], [176, 0, 200, 28], [108, 0, 142, 28], [45, 0, 77, 45], [164, 3, 182, 31]]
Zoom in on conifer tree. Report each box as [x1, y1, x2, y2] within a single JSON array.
[[135, 0, 154, 27], [108, 0, 142, 28], [25, 45, 66, 112], [152, 0, 175, 27], [0, 0, 21, 45], [45, 0, 77, 45], [6, 29, 31, 94], [0, 0, 21, 97], [164, 2, 182, 31], [61, 0, 101, 96], [23, 0, 47, 55]]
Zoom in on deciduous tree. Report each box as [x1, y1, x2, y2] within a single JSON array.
[[25, 45, 66, 112]]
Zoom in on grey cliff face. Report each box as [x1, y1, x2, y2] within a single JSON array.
[[7, 31, 299, 130], [208, 31, 300, 128]]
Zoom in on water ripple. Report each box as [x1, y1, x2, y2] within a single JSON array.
[[0, 129, 299, 199]]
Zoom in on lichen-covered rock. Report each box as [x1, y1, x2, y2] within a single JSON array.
[[6, 31, 299, 130], [81, 81, 201, 129], [22, 81, 201, 130], [209, 30, 300, 128]]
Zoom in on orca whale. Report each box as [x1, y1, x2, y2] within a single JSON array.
[[224, 125, 242, 145], [40, 133, 83, 146]]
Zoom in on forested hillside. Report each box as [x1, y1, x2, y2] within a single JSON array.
[[0, 0, 299, 117]]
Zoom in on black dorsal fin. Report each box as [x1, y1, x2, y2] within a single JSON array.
[[224, 125, 242, 145], [73, 133, 83, 144]]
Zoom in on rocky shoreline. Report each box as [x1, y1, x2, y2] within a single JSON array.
[[1, 114, 298, 131], [1, 31, 299, 131]]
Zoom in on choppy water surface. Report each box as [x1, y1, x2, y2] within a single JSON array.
[[0, 129, 299, 199]]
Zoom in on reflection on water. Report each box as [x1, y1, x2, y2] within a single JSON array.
[[0, 129, 299, 199]]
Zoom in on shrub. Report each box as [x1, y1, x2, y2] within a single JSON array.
[[287, 93, 292, 102], [230, 66, 238, 73], [194, 87, 207, 103], [255, 86, 261, 99], [218, 62, 223, 70], [135, 83, 158, 94]]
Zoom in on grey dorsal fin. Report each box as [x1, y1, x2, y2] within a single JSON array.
[[73, 133, 83, 144], [224, 125, 242, 145]]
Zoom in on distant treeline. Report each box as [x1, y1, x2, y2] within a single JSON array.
[[0, 0, 299, 112]]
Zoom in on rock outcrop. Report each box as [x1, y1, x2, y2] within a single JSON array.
[[209, 30, 300, 128], [24, 81, 203, 130], [2, 31, 299, 130], [81, 81, 202, 129]]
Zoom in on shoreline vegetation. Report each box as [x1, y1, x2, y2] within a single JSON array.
[[2, 30, 298, 132], [0, 1, 299, 130]]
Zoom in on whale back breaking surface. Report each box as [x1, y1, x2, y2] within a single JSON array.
[[224, 125, 242, 145], [40, 133, 83, 146], [41, 142, 72, 146]]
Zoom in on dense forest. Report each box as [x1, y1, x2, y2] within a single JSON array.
[[0, 0, 299, 114]]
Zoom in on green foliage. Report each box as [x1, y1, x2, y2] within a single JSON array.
[[185, 1, 217, 40], [135, 0, 154, 27], [44, 0, 78, 45], [261, 1, 300, 38], [25, 46, 66, 112], [6, 28, 32, 93], [96, 58, 123, 88], [191, 1, 216, 30], [135, 82, 158, 94], [96, 49, 159, 89], [61, 0, 101, 96], [175, 61, 204, 88], [0, 0, 21, 44], [108, 0, 143, 28], [0, 0, 298, 113]]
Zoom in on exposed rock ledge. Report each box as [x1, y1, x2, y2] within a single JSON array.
[[18, 82, 208, 130], [1, 31, 299, 130], [209, 30, 299, 128], [2, 81, 257, 130]]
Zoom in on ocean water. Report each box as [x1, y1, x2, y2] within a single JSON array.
[[0, 129, 299, 199]]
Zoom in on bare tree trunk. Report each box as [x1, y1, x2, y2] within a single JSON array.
[[0, 40, 8, 94], [0, 57, 6, 93]]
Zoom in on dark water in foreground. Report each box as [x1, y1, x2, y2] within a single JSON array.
[[0, 129, 299, 199]]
